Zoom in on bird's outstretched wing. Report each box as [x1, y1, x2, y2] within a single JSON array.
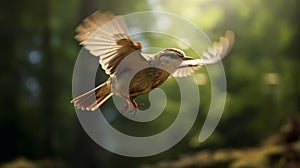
[[172, 30, 235, 77], [75, 11, 142, 75]]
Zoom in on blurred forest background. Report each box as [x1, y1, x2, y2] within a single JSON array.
[[1, 0, 300, 167]]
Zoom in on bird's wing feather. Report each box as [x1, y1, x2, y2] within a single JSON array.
[[172, 60, 203, 77], [172, 30, 235, 77], [75, 11, 143, 75]]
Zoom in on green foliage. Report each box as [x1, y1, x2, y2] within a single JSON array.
[[1, 0, 299, 167]]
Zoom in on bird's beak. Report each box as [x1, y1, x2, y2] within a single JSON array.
[[182, 56, 193, 60]]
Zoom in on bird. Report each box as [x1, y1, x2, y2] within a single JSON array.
[[71, 11, 235, 112]]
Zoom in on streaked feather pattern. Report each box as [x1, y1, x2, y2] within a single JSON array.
[[71, 11, 234, 111]]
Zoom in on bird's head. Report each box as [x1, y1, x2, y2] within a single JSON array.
[[152, 48, 193, 73], [164, 48, 193, 60], [157, 48, 193, 66]]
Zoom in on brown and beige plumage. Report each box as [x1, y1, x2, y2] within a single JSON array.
[[71, 11, 235, 112]]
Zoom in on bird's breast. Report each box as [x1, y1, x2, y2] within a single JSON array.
[[111, 67, 170, 98], [128, 67, 170, 98]]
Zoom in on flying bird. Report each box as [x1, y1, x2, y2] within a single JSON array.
[[71, 11, 235, 112]]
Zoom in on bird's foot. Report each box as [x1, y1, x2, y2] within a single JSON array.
[[121, 99, 144, 116], [121, 99, 131, 113], [130, 99, 144, 115]]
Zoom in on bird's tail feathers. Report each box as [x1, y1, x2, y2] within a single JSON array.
[[71, 82, 112, 111]]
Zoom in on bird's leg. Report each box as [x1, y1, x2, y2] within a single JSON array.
[[121, 99, 131, 113], [130, 98, 143, 113]]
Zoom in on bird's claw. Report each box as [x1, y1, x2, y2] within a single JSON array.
[[121, 99, 144, 116]]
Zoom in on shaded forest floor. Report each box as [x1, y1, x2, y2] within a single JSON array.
[[142, 116, 300, 168], [1, 116, 300, 168], [142, 139, 300, 168]]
